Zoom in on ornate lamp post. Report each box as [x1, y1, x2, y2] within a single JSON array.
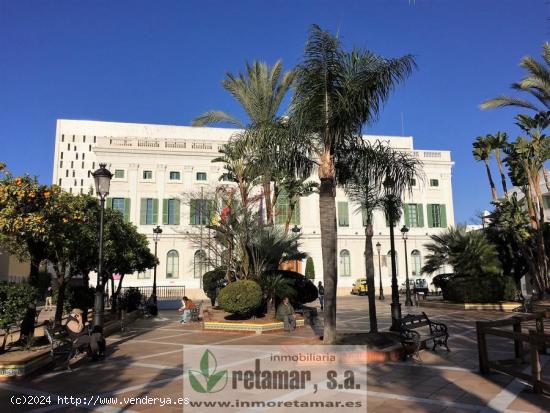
[[384, 178, 402, 331], [92, 163, 112, 331], [291, 225, 302, 272], [401, 225, 413, 306], [376, 242, 384, 300], [151, 225, 162, 314]]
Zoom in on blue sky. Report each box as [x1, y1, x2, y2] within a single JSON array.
[[0, 0, 548, 223]]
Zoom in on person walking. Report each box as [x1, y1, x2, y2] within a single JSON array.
[[45, 286, 53, 311], [317, 281, 324, 311]]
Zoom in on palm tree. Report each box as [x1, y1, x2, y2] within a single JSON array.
[[473, 136, 498, 201], [193, 60, 296, 223], [488, 132, 509, 198], [291, 25, 416, 343], [277, 177, 319, 233], [481, 43, 550, 113], [344, 141, 421, 333]]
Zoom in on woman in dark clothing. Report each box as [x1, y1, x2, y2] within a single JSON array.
[[65, 308, 105, 359]]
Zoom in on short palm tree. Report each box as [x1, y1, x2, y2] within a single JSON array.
[[291, 25, 416, 343], [487, 132, 509, 198], [473, 136, 498, 201], [277, 177, 318, 233], [344, 141, 421, 333]]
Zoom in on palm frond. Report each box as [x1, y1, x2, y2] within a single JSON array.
[[192, 111, 243, 127]]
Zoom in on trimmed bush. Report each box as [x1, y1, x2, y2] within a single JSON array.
[[305, 257, 315, 280], [120, 287, 143, 313], [203, 268, 228, 306], [218, 280, 262, 316], [443, 276, 517, 303], [0, 282, 36, 352], [272, 270, 318, 306]]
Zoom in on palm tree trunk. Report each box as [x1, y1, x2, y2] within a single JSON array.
[[484, 160, 498, 201], [495, 152, 508, 198], [263, 181, 273, 225], [319, 177, 337, 344], [364, 223, 377, 333], [284, 202, 296, 234]]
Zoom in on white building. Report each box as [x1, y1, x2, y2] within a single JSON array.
[[52, 119, 455, 298]]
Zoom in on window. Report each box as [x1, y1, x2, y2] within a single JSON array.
[[221, 174, 232, 181], [94, 136, 96, 143], [169, 171, 180, 180], [404, 204, 424, 228], [162, 199, 180, 225], [67, 143, 70, 150], [194, 250, 208, 279], [92, 162, 95, 169], [190, 199, 213, 225], [337, 202, 349, 227], [411, 178, 417, 186], [80, 179, 83, 186], [74, 146, 77, 151], [140, 198, 158, 225], [83, 135, 86, 143], [71, 161, 74, 168], [429, 179, 439, 187], [543, 194, 550, 209], [60, 161, 63, 168], [72, 170, 75, 177], [339, 250, 351, 277], [166, 250, 179, 278], [81, 161, 84, 168], [72, 135, 75, 142], [110, 198, 131, 221], [58, 178, 62, 185], [65, 170, 69, 177], [427, 204, 447, 228], [61, 134, 65, 142], [89, 144, 92, 151], [76, 153, 78, 160], [137, 269, 152, 279], [114, 169, 125, 179], [196, 172, 207, 181], [143, 170, 153, 180], [274, 192, 300, 226], [411, 250, 422, 277], [82, 153, 85, 160], [60, 152, 63, 159]]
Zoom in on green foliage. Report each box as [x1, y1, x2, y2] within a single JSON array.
[[202, 268, 228, 306], [271, 270, 318, 306], [218, 280, 262, 315], [305, 257, 315, 280], [443, 276, 517, 303], [422, 226, 501, 277], [29, 271, 52, 300], [120, 287, 143, 313], [0, 282, 36, 336], [53, 284, 95, 314]]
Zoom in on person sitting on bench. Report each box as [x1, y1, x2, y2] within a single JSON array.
[[178, 296, 196, 324], [65, 308, 105, 360], [276, 297, 296, 331]]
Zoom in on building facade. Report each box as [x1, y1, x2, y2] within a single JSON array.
[[52, 119, 455, 297]]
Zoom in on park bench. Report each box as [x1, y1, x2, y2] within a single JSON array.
[[43, 322, 76, 370], [398, 312, 450, 361], [295, 307, 318, 326], [189, 301, 202, 322]]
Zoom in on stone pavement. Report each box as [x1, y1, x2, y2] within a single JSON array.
[[0, 296, 548, 412]]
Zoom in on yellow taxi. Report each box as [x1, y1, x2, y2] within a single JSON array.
[[351, 278, 368, 296]]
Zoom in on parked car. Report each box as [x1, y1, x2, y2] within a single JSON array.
[[351, 278, 368, 296]]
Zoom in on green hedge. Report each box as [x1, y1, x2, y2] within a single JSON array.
[[443, 276, 517, 303], [218, 280, 262, 315], [202, 268, 228, 306], [0, 282, 36, 348]]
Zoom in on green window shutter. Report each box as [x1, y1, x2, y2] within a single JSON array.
[[427, 204, 434, 228], [162, 199, 168, 225], [292, 199, 300, 225], [440, 204, 447, 228], [174, 199, 180, 225], [105, 197, 112, 209], [338, 202, 349, 227], [361, 208, 368, 227], [275, 193, 287, 225], [124, 198, 131, 222], [404, 204, 410, 227], [209, 200, 215, 223], [140, 198, 147, 225], [417, 204, 424, 227], [190, 200, 196, 225], [152, 199, 159, 224]]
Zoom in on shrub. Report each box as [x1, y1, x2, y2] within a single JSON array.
[[202, 268, 228, 306], [272, 270, 318, 306], [218, 280, 262, 315], [120, 287, 143, 313], [0, 282, 36, 352], [305, 257, 315, 280], [443, 276, 517, 303]]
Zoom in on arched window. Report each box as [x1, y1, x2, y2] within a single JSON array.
[[339, 250, 351, 277], [194, 250, 208, 279], [387, 250, 398, 275], [411, 250, 422, 277], [166, 250, 179, 279]]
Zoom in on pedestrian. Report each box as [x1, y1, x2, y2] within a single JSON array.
[[276, 297, 296, 331], [45, 286, 53, 311], [178, 296, 196, 324], [318, 281, 324, 311]]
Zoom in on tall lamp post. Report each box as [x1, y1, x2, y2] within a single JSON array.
[[151, 225, 162, 315], [401, 225, 413, 306], [376, 242, 384, 300], [384, 178, 402, 331], [291, 225, 302, 272], [92, 163, 112, 331]]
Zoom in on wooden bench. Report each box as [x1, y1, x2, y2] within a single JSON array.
[[398, 312, 450, 361], [43, 322, 75, 371]]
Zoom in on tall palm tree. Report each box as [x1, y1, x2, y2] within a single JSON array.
[[473, 136, 498, 201], [488, 132, 509, 198], [481, 42, 550, 113], [291, 25, 416, 343], [344, 142, 421, 333], [193, 60, 296, 223]]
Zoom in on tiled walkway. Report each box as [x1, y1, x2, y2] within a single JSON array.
[[0, 296, 548, 412]]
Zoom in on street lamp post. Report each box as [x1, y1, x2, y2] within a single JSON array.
[[401, 225, 413, 307], [151, 225, 162, 315], [92, 163, 112, 331], [376, 242, 384, 300], [384, 178, 402, 331]]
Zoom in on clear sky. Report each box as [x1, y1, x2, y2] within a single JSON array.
[[0, 0, 548, 223]]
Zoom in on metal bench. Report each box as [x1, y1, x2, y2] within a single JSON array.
[[398, 312, 450, 361], [43, 322, 75, 370], [189, 301, 202, 323]]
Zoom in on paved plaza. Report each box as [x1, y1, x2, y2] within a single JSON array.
[[0, 296, 548, 412]]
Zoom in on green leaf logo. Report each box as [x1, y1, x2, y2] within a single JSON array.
[[188, 350, 228, 393]]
